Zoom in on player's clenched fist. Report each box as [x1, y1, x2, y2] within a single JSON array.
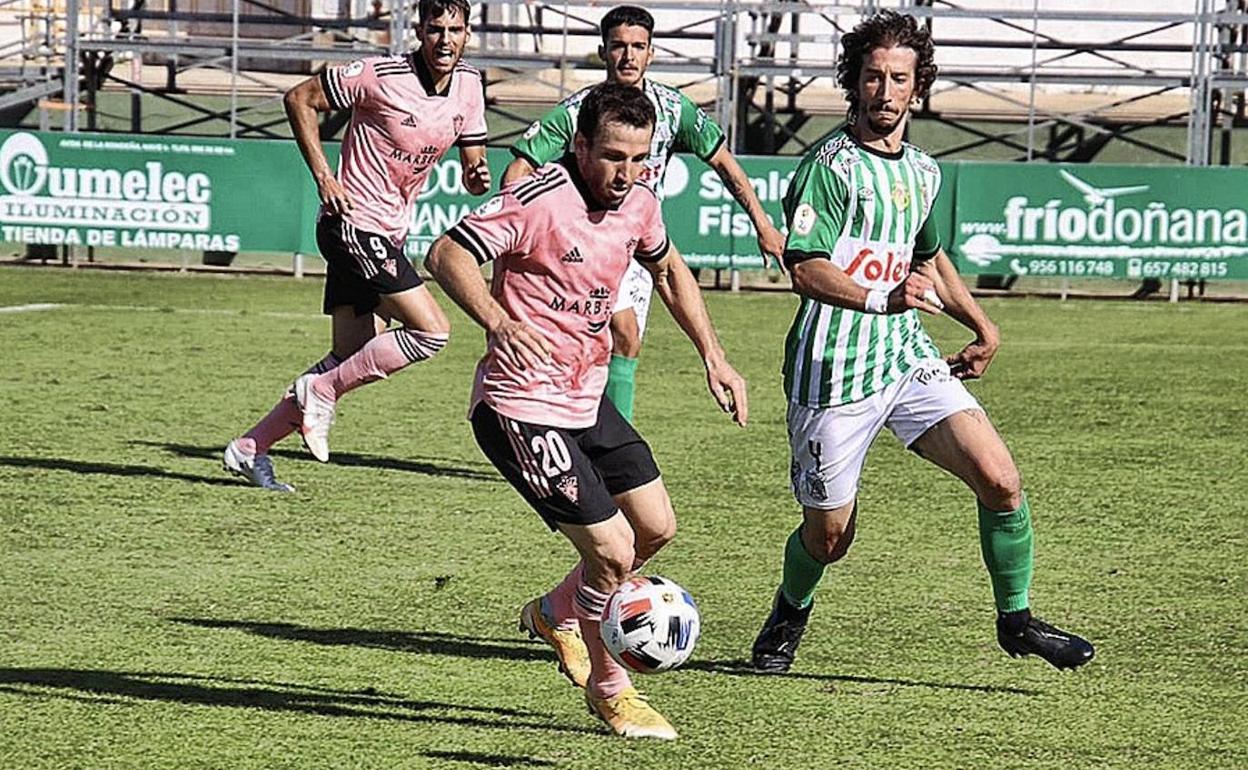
[[887, 272, 943, 315], [462, 158, 491, 196]]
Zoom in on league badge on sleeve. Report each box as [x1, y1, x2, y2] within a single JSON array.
[[793, 203, 818, 236]]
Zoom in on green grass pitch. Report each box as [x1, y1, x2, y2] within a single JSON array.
[[1, 268, 1245, 769]]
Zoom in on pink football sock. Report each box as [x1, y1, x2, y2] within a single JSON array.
[[576, 582, 632, 700], [239, 351, 342, 454], [545, 562, 584, 631], [311, 328, 448, 402]]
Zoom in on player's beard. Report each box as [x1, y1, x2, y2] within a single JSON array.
[[863, 105, 907, 138]]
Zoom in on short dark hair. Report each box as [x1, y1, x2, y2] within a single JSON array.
[[418, 0, 470, 24], [600, 6, 654, 44], [837, 11, 938, 121], [576, 82, 656, 144]]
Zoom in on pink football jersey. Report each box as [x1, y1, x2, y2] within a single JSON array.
[[320, 53, 487, 242], [446, 158, 670, 428]]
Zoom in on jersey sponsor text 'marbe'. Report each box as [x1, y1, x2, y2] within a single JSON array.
[[548, 287, 612, 324], [389, 144, 441, 171]]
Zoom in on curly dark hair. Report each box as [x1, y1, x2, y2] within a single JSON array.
[[837, 11, 937, 122], [576, 82, 656, 144]]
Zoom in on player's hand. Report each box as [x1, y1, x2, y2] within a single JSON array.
[[316, 174, 352, 215], [462, 159, 491, 196], [489, 317, 553, 370], [705, 354, 748, 427], [946, 334, 999, 380], [887, 272, 943, 315], [756, 222, 787, 273]]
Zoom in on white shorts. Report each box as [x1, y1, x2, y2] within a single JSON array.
[[787, 358, 983, 510], [613, 260, 654, 337]]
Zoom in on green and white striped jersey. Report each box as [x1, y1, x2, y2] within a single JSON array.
[[782, 129, 944, 407], [509, 79, 725, 199]]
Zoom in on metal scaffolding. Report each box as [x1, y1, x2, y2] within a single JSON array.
[[0, 0, 1242, 165]]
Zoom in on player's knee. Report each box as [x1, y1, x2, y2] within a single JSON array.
[[422, 305, 452, 336], [612, 331, 642, 358], [634, 516, 676, 562], [802, 521, 853, 565], [979, 462, 1023, 510]]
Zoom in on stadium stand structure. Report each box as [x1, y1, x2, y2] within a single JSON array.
[[0, 0, 1242, 164]]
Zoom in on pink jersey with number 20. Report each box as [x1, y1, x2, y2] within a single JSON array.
[[446, 158, 669, 429]]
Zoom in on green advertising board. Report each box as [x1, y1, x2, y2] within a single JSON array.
[[6, 129, 1247, 283], [0, 129, 310, 253], [948, 162, 1248, 281]]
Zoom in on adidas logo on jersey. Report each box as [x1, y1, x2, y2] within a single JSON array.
[[401, 115, 419, 127], [560, 247, 584, 263]]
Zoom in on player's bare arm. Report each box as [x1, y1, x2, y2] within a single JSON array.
[[459, 144, 492, 195], [916, 249, 1001, 380], [284, 76, 351, 215], [501, 156, 536, 186], [789, 257, 943, 316], [705, 145, 786, 268], [425, 235, 553, 369], [643, 243, 749, 427]]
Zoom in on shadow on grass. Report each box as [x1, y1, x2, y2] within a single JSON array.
[[0, 668, 592, 733], [169, 617, 550, 664], [423, 751, 558, 767], [685, 659, 1041, 696], [0, 455, 239, 487], [137, 441, 498, 482]]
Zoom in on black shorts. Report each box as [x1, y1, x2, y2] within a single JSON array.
[[471, 398, 661, 531], [316, 214, 423, 316]]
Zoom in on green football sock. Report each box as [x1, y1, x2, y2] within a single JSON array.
[[780, 526, 825, 609], [605, 354, 638, 422], [978, 494, 1034, 613]]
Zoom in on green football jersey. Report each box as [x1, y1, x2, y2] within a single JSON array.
[[510, 79, 725, 199], [782, 129, 945, 407]]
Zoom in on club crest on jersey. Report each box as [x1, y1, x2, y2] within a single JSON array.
[[453, 114, 465, 134], [891, 181, 911, 211], [381, 258, 397, 277], [792, 203, 817, 236], [555, 474, 579, 504]]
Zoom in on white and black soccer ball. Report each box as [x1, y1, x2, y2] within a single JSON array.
[[600, 575, 700, 674]]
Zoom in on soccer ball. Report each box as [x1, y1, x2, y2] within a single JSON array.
[[600, 575, 700, 673]]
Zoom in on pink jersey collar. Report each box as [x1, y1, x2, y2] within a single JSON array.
[[409, 51, 453, 97], [559, 154, 626, 213]]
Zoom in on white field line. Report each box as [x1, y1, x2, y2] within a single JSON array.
[[0, 303, 64, 313], [48, 302, 321, 319]]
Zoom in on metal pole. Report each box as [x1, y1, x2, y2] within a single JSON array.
[[1025, 0, 1039, 161], [63, 0, 79, 131], [230, 0, 240, 139]]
